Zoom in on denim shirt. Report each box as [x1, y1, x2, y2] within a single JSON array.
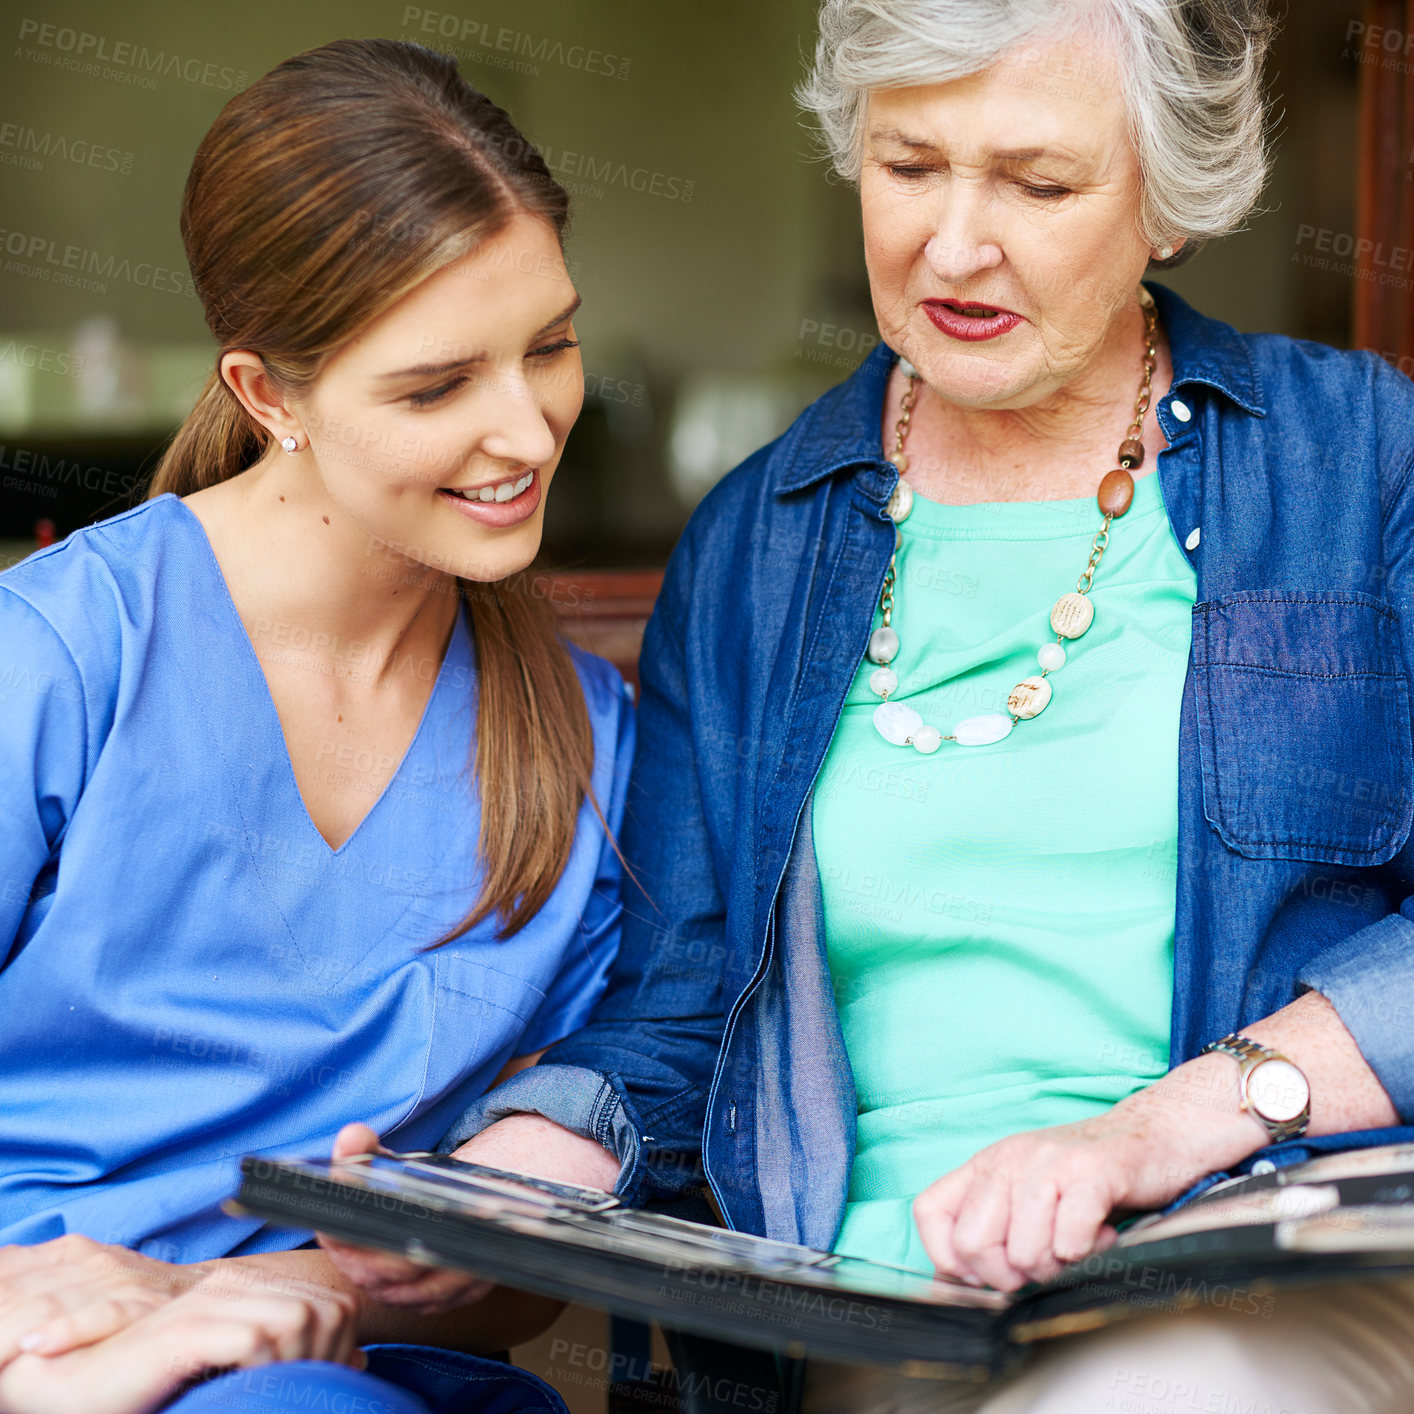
[[442, 282, 1414, 1251]]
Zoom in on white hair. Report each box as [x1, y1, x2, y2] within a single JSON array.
[[796, 0, 1275, 260]]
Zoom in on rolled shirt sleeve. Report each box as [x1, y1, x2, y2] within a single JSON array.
[[434, 1062, 646, 1195], [1297, 903, 1414, 1120]]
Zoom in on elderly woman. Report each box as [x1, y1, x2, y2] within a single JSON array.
[[326, 0, 1414, 1408]]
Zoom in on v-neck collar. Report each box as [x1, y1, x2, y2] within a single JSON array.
[[166, 493, 468, 857]]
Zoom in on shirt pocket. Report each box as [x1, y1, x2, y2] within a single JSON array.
[[1192, 589, 1414, 866], [381, 954, 550, 1144], [425, 953, 548, 1087]]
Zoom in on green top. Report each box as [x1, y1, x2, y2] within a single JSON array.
[[812, 470, 1197, 1272]]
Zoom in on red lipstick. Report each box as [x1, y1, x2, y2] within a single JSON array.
[[923, 299, 1023, 342]]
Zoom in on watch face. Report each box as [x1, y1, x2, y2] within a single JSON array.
[[1247, 1058, 1310, 1123]]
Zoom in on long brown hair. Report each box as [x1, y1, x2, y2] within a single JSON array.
[[150, 38, 595, 941]]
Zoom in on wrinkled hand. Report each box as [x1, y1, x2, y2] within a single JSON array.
[[0, 1268, 361, 1414], [913, 1101, 1197, 1292], [0, 1235, 205, 1367], [315, 1124, 495, 1314]]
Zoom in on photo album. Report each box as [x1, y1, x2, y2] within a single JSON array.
[[230, 1143, 1414, 1379]]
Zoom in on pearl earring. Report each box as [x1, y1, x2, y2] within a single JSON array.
[[280, 436, 299, 454], [1156, 245, 1174, 260]]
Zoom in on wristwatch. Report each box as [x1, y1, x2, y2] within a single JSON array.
[[1200, 1032, 1311, 1143]]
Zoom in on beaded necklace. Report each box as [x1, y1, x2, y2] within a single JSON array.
[[867, 286, 1159, 753]]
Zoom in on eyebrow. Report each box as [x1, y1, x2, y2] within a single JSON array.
[[868, 128, 1085, 171], [379, 294, 582, 381]]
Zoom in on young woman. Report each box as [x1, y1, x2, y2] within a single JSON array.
[[0, 38, 631, 1414]]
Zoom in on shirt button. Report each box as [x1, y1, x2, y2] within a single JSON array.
[[1185, 526, 1201, 550], [1170, 398, 1192, 422], [1250, 1158, 1277, 1176]]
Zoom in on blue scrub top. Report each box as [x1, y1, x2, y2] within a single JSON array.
[[0, 495, 633, 1262]]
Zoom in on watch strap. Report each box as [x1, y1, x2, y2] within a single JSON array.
[[1203, 1032, 1268, 1068]]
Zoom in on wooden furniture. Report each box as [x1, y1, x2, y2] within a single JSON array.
[[546, 569, 664, 694], [1353, 0, 1414, 364]]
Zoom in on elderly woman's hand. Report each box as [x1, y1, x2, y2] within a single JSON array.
[[914, 1112, 1146, 1292], [913, 1052, 1265, 1292], [915, 992, 1400, 1291]]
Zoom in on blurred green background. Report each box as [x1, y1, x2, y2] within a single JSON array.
[[0, 0, 1363, 568]]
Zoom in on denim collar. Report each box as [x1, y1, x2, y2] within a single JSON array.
[[774, 280, 1266, 496]]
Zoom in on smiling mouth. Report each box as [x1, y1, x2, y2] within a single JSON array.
[[441, 470, 535, 504]]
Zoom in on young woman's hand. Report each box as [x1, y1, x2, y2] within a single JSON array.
[[0, 1269, 361, 1414], [317, 1115, 620, 1313], [314, 1123, 498, 1314], [0, 1235, 205, 1367]]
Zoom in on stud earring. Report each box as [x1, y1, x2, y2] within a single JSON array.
[[280, 435, 299, 454], [1156, 245, 1175, 260]]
